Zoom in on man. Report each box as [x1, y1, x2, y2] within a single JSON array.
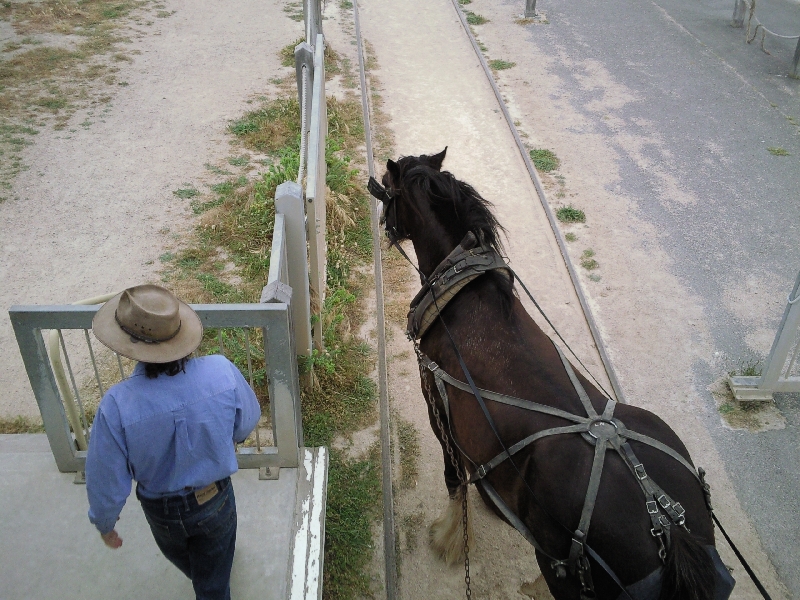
[[85, 284, 260, 600]]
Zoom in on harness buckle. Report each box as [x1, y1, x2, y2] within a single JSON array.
[[646, 500, 659, 515], [477, 465, 487, 479], [428, 361, 439, 373], [658, 515, 671, 528], [658, 494, 671, 509], [634, 464, 648, 480]]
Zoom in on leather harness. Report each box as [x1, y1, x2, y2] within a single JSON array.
[[408, 233, 713, 599]]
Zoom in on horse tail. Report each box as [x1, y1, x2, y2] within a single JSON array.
[[658, 526, 716, 600]]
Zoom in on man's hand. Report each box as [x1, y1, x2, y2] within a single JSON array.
[[101, 529, 123, 549]]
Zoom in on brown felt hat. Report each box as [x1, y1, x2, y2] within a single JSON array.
[[92, 284, 203, 363]]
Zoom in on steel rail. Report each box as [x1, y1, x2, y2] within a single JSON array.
[[352, 0, 398, 597], [447, 0, 627, 404]]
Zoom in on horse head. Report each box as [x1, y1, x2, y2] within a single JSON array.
[[376, 148, 505, 277]]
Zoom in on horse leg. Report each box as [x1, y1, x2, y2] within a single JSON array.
[[423, 378, 474, 564], [423, 373, 461, 496], [429, 483, 475, 565]]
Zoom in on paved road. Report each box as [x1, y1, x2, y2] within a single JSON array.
[[510, 0, 800, 593]]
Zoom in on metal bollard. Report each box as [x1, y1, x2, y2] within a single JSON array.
[[732, 0, 746, 28], [525, 0, 537, 18]]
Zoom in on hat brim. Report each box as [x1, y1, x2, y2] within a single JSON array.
[[92, 291, 203, 364]]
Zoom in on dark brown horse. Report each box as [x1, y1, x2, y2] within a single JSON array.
[[377, 149, 734, 600]]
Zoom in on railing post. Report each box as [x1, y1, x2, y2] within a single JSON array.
[[525, 0, 537, 18], [263, 303, 303, 468], [792, 37, 800, 78], [759, 271, 800, 390], [274, 182, 313, 358], [732, 0, 746, 27], [306, 33, 327, 353], [9, 310, 81, 473]]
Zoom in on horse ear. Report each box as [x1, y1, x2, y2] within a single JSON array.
[[386, 159, 399, 176], [428, 147, 447, 171]]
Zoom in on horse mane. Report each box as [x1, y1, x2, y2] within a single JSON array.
[[401, 163, 515, 309], [404, 164, 506, 255]]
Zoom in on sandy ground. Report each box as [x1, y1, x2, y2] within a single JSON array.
[[0, 0, 302, 418], [1, 0, 791, 598], [356, 0, 789, 598]]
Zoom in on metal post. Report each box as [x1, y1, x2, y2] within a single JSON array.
[[525, 0, 537, 18], [265, 305, 303, 468], [274, 182, 313, 358], [759, 271, 800, 390], [732, 0, 746, 27], [792, 37, 800, 77], [306, 33, 328, 353]]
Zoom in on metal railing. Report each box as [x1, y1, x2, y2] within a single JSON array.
[[732, 0, 800, 77], [291, 0, 328, 355], [729, 270, 800, 401], [9, 215, 303, 477]]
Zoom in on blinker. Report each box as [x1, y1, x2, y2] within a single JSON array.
[[367, 176, 397, 202]]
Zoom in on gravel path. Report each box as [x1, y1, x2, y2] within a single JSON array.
[[1, 0, 301, 418]]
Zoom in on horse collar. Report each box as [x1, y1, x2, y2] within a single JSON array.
[[406, 232, 512, 340]]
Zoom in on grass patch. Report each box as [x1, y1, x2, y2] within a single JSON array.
[[228, 155, 250, 167], [279, 37, 304, 68], [489, 59, 516, 70], [529, 148, 560, 172], [0, 415, 46, 434], [565, 232, 577, 242], [173, 187, 199, 199], [465, 11, 488, 25], [162, 84, 379, 599], [0, 0, 158, 194], [580, 249, 599, 270], [458, 0, 472, 4], [767, 147, 790, 156], [556, 205, 585, 223], [396, 416, 420, 490]]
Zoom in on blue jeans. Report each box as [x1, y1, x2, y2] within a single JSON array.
[[137, 478, 237, 600]]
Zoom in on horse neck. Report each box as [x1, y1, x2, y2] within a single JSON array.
[[408, 222, 460, 277]]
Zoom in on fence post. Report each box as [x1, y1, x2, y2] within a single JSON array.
[[792, 37, 800, 78], [732, 0, 746, 27], [759, 271, 800, 390], [274, 182, 313, 358], [306, 33, 327, 353], [525, 0, 537, 18]]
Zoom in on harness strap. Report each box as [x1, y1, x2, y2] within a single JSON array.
[[468, 423, 588, 484], [619, 429, 701, 483], [420, 354, 589, 425], [553, 342, 599, 419]]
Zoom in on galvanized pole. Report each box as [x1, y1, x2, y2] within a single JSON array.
[[732, 0, 746, 28], [525, 0, 537, 18]]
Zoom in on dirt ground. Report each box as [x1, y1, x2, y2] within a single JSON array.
[[1, 0, 790, 598], [0, 0, 302, 418]]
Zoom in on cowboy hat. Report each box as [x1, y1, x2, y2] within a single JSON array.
[[92, 284, 203, 363]]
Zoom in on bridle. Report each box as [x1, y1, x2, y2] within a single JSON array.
[[368, 176, 403, 244]]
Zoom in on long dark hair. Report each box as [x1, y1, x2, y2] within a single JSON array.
[[143, 356, 190, 379]]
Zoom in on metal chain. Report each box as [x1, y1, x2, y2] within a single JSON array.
[[419, 354, 472, 599]]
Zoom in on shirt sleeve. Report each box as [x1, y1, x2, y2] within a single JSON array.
[[229, 359, 261, 443], [85, 398, 132, 535]]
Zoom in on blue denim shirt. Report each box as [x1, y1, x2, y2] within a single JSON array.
[[86, 355, 260, 534]]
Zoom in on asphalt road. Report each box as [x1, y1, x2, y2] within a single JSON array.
[[518, 0, 800, 593]]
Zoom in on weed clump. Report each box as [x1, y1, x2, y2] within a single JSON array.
[[580, 249, 599, 270], [530, 148, 560, 172], [489, 59, 516, 70], [466, 11, 488, 25], [556, 205, 585, 223], [767, 147, 789, 156]]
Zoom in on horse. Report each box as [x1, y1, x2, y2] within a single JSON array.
[[374, 148, 735, 600]]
